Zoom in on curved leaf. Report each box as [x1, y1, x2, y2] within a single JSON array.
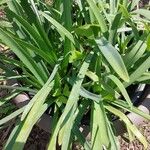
[[86, 0, 107, 33], [41, 11, 75, 44], [105, 105, 148, 149], [108, 75, 132, 107], [96, 37, 129, 82], [133, 9, 150, 20]]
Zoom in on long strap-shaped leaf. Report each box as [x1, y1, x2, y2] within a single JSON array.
[[6, 9, 57, 62], [12, 102, 53, 150], [133, 9, 150, 20], [0, 107, 25, 126], [21, 60, 62, 121], [108, 100, 150, 121], [108, 75, 133, 108], [80, 86, 150, 122], [27, 0, 54, 51], [72, 125, 91, 150], [105, 105, 148, 149], [13, 37, 55, 66], [40, 11, 84, 52], [124, 40, 147, 68], [106, 116, 120, 150], [130, 0, 140, 10], [48, 52, 93, 150], [91, 101, 110, 150], [0, 0, 8, 5], [11, 62, 61, 149], [62, 0, 73, 68], [96, 37, 129, 82], [80, 86, 100, 103], [0, 28, 46, 85], [125, 56, 150, 87], [41, 11, 75, 44], [86, 0, 107, 33]]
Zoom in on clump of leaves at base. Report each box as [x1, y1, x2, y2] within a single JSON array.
[[0, 0, 150, 150]]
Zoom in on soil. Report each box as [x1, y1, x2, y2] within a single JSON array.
[[0, 121, 150, 150], [0, 125, 50, 150], [119, 121, 150, 150]]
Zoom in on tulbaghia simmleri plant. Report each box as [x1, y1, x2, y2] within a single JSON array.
[[0, 0, 150, 149]]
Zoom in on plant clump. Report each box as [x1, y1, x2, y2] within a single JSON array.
[[0, 0, 150, 150]]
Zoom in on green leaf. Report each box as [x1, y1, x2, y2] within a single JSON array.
[[119, 5, 139, 39], [0, 28, 46, 85], [124, 40, 147, 68], [127, 56, 150, 85], [4, 120, 22, 150], [60, 52, 94, 150], [0, 91, 21, 107], [14, 37, 55, 66], [48, 52, 93, 150], [0, 21, 12, 28], [108, 100, 150, 121], [86, 0, 108, 33], [109, 13, 122, 44], [108, 75, 132, 107], [41, 11, 75, 44], [12, 102, 53, 150], [21, 62, 60, 121], [0, 0, 8, 5], [0, 85, 36, 93], [69, 50, 83, 63], [74, 24, 100, 38], [27, 0, 55, 58], [0, 75, 26, 81], [73, 126, 91, 150], [105, 105, 148, 149], [96, 37, 129, 82], [8, 59, 62, 149], [106, 116, 120, 150], [0, 107, 25, 126], [133, 9, 150, 20], [61, 0, 73, 68], [130, 0, 140, 10], [136, 73, 150, 82], [147, 34, 150, 49], [91, 102, 110, 150], [6, 9, 57, 62], [80, 86, 100, 103]]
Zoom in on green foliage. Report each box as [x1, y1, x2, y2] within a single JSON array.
[[0, 0, 150, 149]]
